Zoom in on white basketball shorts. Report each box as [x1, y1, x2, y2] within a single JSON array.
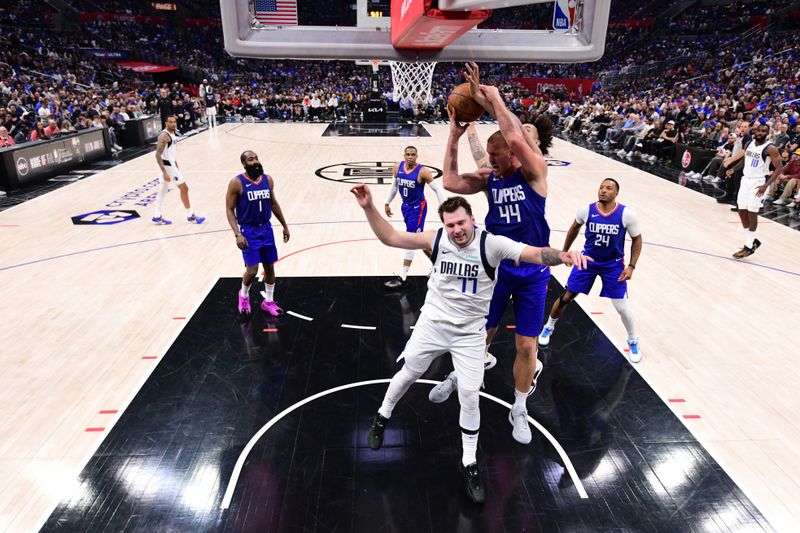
[[737, 176, 766, 212], [400, 314, 485, 391]]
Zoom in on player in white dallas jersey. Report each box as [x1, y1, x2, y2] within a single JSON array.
[[728, 123, 782, 258], [351, 184, 588, 504], [152, 115, 205, 225]]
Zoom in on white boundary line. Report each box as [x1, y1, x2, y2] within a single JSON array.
[[219, 378, 588, 509], [286, 310, 314, 321], [31, 276, 219, 532], [341, 324, 376, 330]]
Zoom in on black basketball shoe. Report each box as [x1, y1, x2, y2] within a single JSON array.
[[460, 461, 486, 503], [368, 413, 389, 450], [384, 276, 406, 290]]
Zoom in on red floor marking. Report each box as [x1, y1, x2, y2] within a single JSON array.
[[668, 399, 686, 403], [505, 325, 516, 329], [590, 312, 603, 315], [0, 224, 20, 227], [99, 410, 118, 414], [85, 427, 105, 432], [683, 414, 701, 419], [172, 316, 186, 320], [141, 356, 157, 360], [623, 348, 630, 352], [276, 238, 378, 264], [263, 328, 278, 332]]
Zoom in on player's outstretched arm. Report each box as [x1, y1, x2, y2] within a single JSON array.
[[480, 85, 547, 183], [519, 246, 591, 270], [443, 106, 490, 195], [351, 184, 434, 250], [466, 124, 490, 169]]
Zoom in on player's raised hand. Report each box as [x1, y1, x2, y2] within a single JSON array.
[[559, 251, 592, 270], [447, 105, 468, 136], [464, 62, 489, 112], [479, 84, 503, 104], [350, 184, 374, 209]]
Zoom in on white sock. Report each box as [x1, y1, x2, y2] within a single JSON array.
[[265, 282, 275, 302], [612, 298, 636, 339], [545, 316, 558, 330], [154, 181, 169, 218], [513, 389, 528, 409], [240, 282, 251, 297], [743, 229, 751, 247], [400, 265, 410, 281], [186, 208, 193, 218], [461, 431, 479, 466], [746, 230, 756, 248], [457, 387, 480, 466]]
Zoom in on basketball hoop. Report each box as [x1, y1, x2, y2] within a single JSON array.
[[389, 61, 437, 106]]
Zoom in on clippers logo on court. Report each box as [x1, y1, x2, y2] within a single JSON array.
[[682, 150, 692, 169], [16, 157, 29, 176], [546, 159, 571, 167], [315, 162, 442, 185], [72, 209, 140, 225]]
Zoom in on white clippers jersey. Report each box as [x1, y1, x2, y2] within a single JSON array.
[[743, 140, 772, 179], [160, 129, 178, 164], [420, 227, 525, 325]]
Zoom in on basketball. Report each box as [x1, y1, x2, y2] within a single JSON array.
[[448, 83, 484, 123]]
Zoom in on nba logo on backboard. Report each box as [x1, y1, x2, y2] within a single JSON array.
[[552, 0, 576, 32]]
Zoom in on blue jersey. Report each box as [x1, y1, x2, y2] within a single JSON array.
[[485, 168, 550, 256], [582, 202, 626, 263], [396, 163, 426, 207], [235, 173, 272, 226]]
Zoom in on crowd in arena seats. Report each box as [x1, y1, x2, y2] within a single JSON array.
[[3, 0, 800, 211], [546, 27, 800, 210]]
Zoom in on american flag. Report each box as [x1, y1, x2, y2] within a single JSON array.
[[254, 0, 298, 25]]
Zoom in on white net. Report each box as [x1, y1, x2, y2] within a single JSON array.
[[389, 61, 437, 106]]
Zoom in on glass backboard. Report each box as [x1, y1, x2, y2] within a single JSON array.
[[221, 0, 610, 63]]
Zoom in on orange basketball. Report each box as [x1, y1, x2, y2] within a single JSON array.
[[448, 83, 484, 123]]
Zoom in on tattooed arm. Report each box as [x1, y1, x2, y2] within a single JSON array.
[[466, 124, 490, 169]]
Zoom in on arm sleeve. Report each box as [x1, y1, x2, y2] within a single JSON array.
[[385, 179, 398, 205], [575, 204, 590, 225], [622, 208, 641, 237], [428, 179, 445, 204], [484, 233, 526, 266]]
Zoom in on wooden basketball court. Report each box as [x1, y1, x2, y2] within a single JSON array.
[[1, 122, 798, 531]]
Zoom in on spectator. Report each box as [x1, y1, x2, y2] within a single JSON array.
[[43, 119, 60, 137], [766, 148, 800, 205], [30, 122, 48, 141], [0, 126, 15, 147]]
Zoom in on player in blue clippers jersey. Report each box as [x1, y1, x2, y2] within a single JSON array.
[[435, 62, 553, 445], [225, 150, 291, 318], [539, 178, 644, 362], [383, 146, 445, 289]]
